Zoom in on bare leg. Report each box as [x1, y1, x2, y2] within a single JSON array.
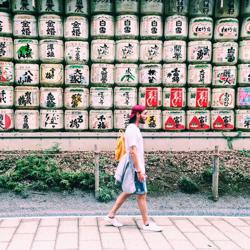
[[108, 192, 131, 218], [137, 194, 149, 225]]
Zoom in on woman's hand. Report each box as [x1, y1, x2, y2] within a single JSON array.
[[137, 172, 146, 182]]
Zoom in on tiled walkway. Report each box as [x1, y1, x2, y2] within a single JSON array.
[[0, 216, 250, 250]]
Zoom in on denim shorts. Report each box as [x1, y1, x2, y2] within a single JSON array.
[[134, 173, 147, 195]]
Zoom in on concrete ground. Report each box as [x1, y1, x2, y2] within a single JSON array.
[[0, 216, 250, 250]]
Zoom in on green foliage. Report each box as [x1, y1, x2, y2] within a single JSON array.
[[201, 168, 213, 183], [178, 176, 199, 194]]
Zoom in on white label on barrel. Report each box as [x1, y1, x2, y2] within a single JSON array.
[[0, 12, 12, 35], [212, 88, 235, 109], [188, 64, 212, 86], [188, 41, 212, 63], [89, 110, 113, 130], [165, 15, 188, 39], [188, 88, 211, 108], [116, 15, 139, 38], [65, 110, 88, 130], [14, 14, 37, 38], [187, 110, 210, 130], [15, 86, 39, 108], [0, 37, 13, 60], [15, 63, 39, 85], [114, 87, 137, 108], [241, 17, 250, 39], [0, 86, 13, 107], [0, 109, 14, 130], [139, 64, 162, 85], [239, 41, 250, 63], [40, 87, 63, 109], [140, 16, 163, 38], [141, 110, 161, 130], [163, 63, 186, 86], [90, 87, 113, 109], [64, 88, 89, 109], [116, 40, 139, 62], [40, 109, 64, 130], [163, 87, 186, 108], [14, 39, 38, 62], [91, 64, 114, 85], [162, 110, 185, 131], [65, 65, 89, 86], [115, 64, 138, 86], [139, 87, 162, 108], [15, 110, 39, 130], [211, 110, 234, 130], [140, 40, 162, 63], [91, 40, 115, 63], [39, 14, 63, 38], [189, 18, 213, 40], [91, 15, 114, 37], [65, 0, 88, 15], [141, 0, 163, 15], [0, 62, 14, 84], [114, 109, 130, 129], [236, 110, 250, 130], [65, 41, 89, 64], [212, 66, 237, 86], [213, 42, 238, 65], [116, 0, 138, 13], [64, 16, 88, 40], [40, 64, 64, 85], [214, 18, 239, 41], [237, 87, 250, 107], [163, 40, 186, 63], [238, 64, 250, 85]]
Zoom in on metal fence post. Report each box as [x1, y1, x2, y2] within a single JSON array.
[[212, 145, 220, 201], [94, 144, 100, 199]]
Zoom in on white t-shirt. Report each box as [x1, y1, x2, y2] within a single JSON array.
[[125, 123, 145, 172]]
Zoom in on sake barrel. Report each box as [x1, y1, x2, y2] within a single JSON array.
[[241, 17, 250, 40], [163, 63, 186, 86], [89, 110, 113, 131], [91, 39, 115, 63], [140, 0, 164, 15], [114, 109, 130, 130], [65, 0, 88, 16], [235, 109, 250, 130], [115, 64, 138, 86], [64, 87, 89, 110], [40, 87, 63, 109], [38, 0, 63, 14], [14, 110, 39, 131], [188, 64, 212, 86], [0, 85, 13, 108], [165, 0, 189, 16], [139, 64, 162, 85], [40, 63, 64, 86], [0, 0, 10, 11], [38, 14, 63, 39], [238, 64, 250, 86], [212, 65, 237, 87], [91, 63, 114, 85], [65, 41, 89, 64], [15, 86, 39, 109], [14, 39, 38, 62], [237, 87, 250, 108], [239, 41, 250, 63], [91, 15, 114, 38], [211, 88, 235, 109], [140, 40, 163, 63], [241, 0, 250, 16], [214, 0, 239, 18], [0, 61, 14, 85], [162, 110, 185, 131], [0, 12, 12, 36], [13, 14, 37, 38], [164, 15, 188, 40], [115, 15, 139, 39], [189, 17, 213, 40], [115, 0, 139, 14], [116, 39, 139, 63], [90, 87, 113, 109], [91, 0, 113, 14], [139, 86, 162, 109], [0, 37, 13, 61], [163, 40, 186, 63], [140, 15, 163, 39], [114, 87, 137, 109], [40, 109, 64, 130], [213, 42, 238, 65], [12, 0, 36, 14], [211, 109, 234, 130], [64, 16, 88, 41], [15, 63, 39, 86], [0, 109, 14, 131], [187, 110, 210, 131], [39, 39, 64, 63], [187, 87, 211, 109], [188, 41, 212, 63], [141, 109, 162, 130], [65, 110, 88, 131], [65, 65, 89, 87], [214, 18, 239, 41], [189, 0, 214, 16], [163, 87, 186, 109]]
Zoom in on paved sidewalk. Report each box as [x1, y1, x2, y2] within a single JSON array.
[[0, 216, 250, 250]]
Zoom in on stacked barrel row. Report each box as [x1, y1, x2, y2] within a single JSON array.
[[0, 0, 250, 132]]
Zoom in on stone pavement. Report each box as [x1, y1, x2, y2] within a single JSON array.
[[0, 216, 250, 250]]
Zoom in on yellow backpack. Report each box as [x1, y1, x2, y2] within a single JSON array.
[[115, 130, 126, 161]]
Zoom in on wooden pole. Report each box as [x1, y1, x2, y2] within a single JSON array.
[[94, 144, 100, 199], [212, 145, 220, 201]]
